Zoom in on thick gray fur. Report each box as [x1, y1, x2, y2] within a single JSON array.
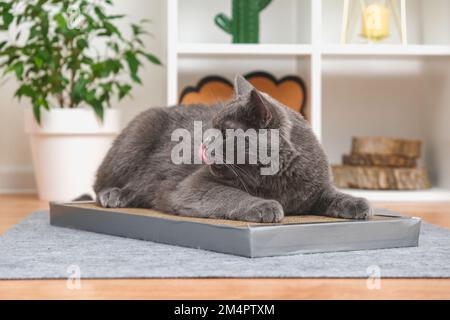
[[94, 76, 372, 222]]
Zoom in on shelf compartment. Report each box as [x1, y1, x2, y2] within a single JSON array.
[[176, 55, 314, 130], [322, 56, 450, 200], [322, 0, 450, 46], [177, 0, 312, 45]]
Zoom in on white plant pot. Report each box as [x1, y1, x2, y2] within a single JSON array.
[[25, 108, 121, 201]]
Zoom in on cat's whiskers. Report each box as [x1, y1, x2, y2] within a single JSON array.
[[225, 164, 250, 193], [232, 164, 256, 187]]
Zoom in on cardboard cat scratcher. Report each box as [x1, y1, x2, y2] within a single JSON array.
[[50, 202, 421, 258]]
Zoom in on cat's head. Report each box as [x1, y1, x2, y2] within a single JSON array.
[[211, 75, 281, 132], [201, 75, 328, 195], [201, 75, 301, 181]]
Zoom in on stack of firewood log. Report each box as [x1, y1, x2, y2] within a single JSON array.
[[332, 137, 431, 190]]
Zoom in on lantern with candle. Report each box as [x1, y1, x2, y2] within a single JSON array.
[[341, 0, 407, 45], [361, 2, 390, 41]]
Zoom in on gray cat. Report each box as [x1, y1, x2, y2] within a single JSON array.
[[94, 76, 372, 222]]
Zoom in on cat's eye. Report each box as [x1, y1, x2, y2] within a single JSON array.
[[226, 121, 236, 130], [223, 120, 248, 131]]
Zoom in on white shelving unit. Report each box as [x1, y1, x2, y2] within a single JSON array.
[[177, 43, 314, 56], [166, 0, 450, 202], [322, 44, 450, 56]]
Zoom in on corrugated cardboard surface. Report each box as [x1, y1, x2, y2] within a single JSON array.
[[67, 203, 392, 227]]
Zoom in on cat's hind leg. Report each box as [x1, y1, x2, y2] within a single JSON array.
[[313, 187, 373, 220]]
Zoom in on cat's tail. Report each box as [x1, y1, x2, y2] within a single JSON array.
[[72, 194, 94, 201]]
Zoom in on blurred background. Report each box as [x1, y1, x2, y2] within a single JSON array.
[[1, 0, 449, 203]]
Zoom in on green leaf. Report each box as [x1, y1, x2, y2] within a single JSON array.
[[91, 62, 106, 77], [33, 103, 41, 125], [81, 56, 93, 64], [107, 14, 125, 20], [91, 60, 119, 78], [2, 12, 13, 29], [106, 59, 122, 74], [15, 84, 35, 99], [125, 51, 141, 83], [34, 56, 44, 69], [89, 99, 104, 121], [140, 51, 161, 65], [76, 38, 88, 50], [54, 13, 67, 30], [13, 62, 24, 79], [104, 21, 121, 38], [37, 96, 49, 110], [72, 77, 87, 103], [131, 24, 142, 36], [131, 23, 150, 37], [131, 74, 141, 84], [94, 6, 106, 19], [118, 84, 131, 100]]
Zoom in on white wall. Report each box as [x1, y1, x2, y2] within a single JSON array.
[[0, 0, 167, 192], [423, 58, 450, 188], [2, 0, 450, 193]]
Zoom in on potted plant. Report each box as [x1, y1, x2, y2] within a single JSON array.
[[0, 0, 160, 201]]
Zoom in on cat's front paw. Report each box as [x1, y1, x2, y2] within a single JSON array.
[[340, 196, 373, 220], [241, 200, 284, 223], [97, 188, 125, 208]]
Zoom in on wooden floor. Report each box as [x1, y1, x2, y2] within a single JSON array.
[[1, 194, 450, 300]]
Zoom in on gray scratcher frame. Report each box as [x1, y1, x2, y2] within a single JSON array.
[[49, 202, 421, 258]]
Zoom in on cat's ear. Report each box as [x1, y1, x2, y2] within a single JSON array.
[[250, 89, 272, 127], [234, 75, 254, 96]]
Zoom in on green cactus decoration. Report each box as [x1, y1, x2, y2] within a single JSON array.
[[215, 0, 272, 43]]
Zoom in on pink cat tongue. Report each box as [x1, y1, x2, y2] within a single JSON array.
[[199, 143, 208, 163], [199, 143, 215, 165]]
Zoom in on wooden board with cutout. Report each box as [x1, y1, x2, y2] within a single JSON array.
[[179, 72, 306, 116]]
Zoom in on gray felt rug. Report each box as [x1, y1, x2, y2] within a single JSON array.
[[0, 211, 449, 279]]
